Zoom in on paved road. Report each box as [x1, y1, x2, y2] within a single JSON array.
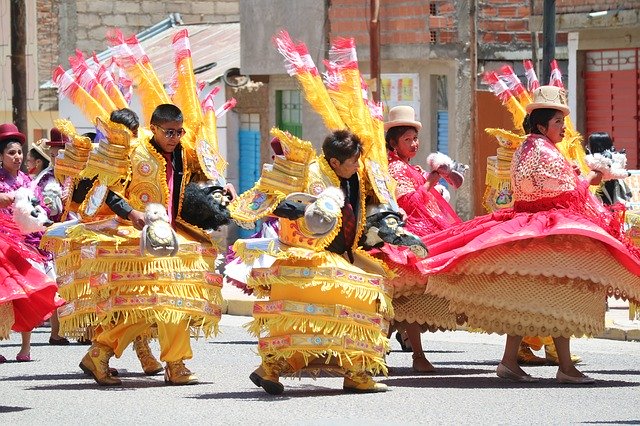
[[1, 315, 639, 425]]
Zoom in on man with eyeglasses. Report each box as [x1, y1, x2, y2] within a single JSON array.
[[78, 103, 234, 386]]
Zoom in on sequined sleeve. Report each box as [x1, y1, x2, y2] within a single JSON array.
[[511, 136, 577, 202]]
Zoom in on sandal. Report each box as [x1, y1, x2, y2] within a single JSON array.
[[16, 353, 31, 362], [412, 353, 435, 373]]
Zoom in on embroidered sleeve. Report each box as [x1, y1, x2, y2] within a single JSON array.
[[388, 159, 418, 198]]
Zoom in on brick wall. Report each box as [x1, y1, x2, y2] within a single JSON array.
[[36, 0, 61, 109], [478, 0, 532, 47], [328, 0, 437, 49], [75, 0, 239, 53]]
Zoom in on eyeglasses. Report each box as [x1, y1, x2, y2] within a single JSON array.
[[153, 124, 185, 139]]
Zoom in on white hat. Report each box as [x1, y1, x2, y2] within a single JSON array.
[[384, 106, 422, 132], [31, 138, 51, 162], [525, 86, 570, 116]]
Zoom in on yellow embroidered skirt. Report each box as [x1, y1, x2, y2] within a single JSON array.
[[235, 238, 392, 377], [42, 218, 222, 338]]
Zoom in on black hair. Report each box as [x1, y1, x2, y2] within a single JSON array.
[[322, 129, 362, 164], [150, 104, 183, 125], [385, 125, 417, 151], [526, 108, 560, 135], [587, 132, 613, 154], [29, 148, 50, 169], [0, 138, 22, 155], [81, 132, 97, 142], [110, 108, 140, 134]]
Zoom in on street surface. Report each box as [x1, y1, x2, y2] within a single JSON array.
[[1, 315, 639, 425]]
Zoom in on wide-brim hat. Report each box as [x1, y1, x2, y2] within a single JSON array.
[[0, 123, 26, 144], [47, 127, 69, 148], [525, 86, 570, 116], [384, 105, 422, 132], [32, 138, 51, 162]]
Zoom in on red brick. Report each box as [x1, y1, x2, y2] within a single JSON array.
[[482, 33, 497, 43], [505, 20, 528, 31], [480, 20, 507, 32], [480, 6, 498, 17], [497, 6, 520, 18], [515, 33, 533, 43]]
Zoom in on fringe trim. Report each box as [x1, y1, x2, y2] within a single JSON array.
[[96, 282, 223, 306], [260, 348, 388, 377], [246, 315, 388, 345], [59, 313, 98, 338], [79, 255, 210, 275], [98, 308, 220, 338]]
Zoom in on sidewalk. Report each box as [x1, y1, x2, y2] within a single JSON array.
[[222, 284, 640, 342]]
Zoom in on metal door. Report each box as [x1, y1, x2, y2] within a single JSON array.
[[585, 49, 640, 167]]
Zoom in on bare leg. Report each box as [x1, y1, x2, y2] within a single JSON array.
[[552, 337, 586, 377], [50, 311, 61, 339], [405, 323, 434, 372], [500, 335, 528, 376], [17, 332, 31, 358]]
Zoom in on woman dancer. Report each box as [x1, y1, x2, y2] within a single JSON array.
[[419, 86, 640, 383], [372, 106, 462, 372], [0, 123, 62, 361]]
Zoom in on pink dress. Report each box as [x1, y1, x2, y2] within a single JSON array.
[[417, 134, 640, 337], [0, 213, 61, 337], [0, 168, 61, 338], [370, 151, 462, 329]]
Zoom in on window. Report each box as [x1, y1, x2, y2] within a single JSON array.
[[276, 90, 302, 137], [240, 113, 260, 131]]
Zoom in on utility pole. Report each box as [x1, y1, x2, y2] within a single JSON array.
[[542, 0, 555, 83], [369, 0, 381, 102], [11, 0, 27, 140]]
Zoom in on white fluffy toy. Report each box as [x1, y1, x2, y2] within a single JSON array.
[[426, 152, 469, 189], [585, 149, 631, 181], [12, 187, 52, 234]]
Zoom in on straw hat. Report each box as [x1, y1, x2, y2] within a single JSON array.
[[32, 138, 51, 162], [384, 106, 422, 132], [525, 86, 570, 116], [0, 123, 26, 144]]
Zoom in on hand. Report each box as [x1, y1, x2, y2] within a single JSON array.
[[572, 162, 581, 175], [128, 209, 146, 230], [223, 183, 238, 201], [0, 192, 15, 208]]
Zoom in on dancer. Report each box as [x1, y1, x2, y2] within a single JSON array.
[[419, 85, 640, 383], [26, 131, 69, 345], [60, 104, 227, 386], [0, 123, 62, 361], [231, 129, 392, 395], [43, 29, 235, 386], [369, 106, 463, 372]]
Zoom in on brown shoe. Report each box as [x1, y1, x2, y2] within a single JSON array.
[[79, 343, 122, 386], [517, 344, 547, 366], [249, 366, 284, 395], [164, 361, 198, 385], [133, 337, 163, 375]]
